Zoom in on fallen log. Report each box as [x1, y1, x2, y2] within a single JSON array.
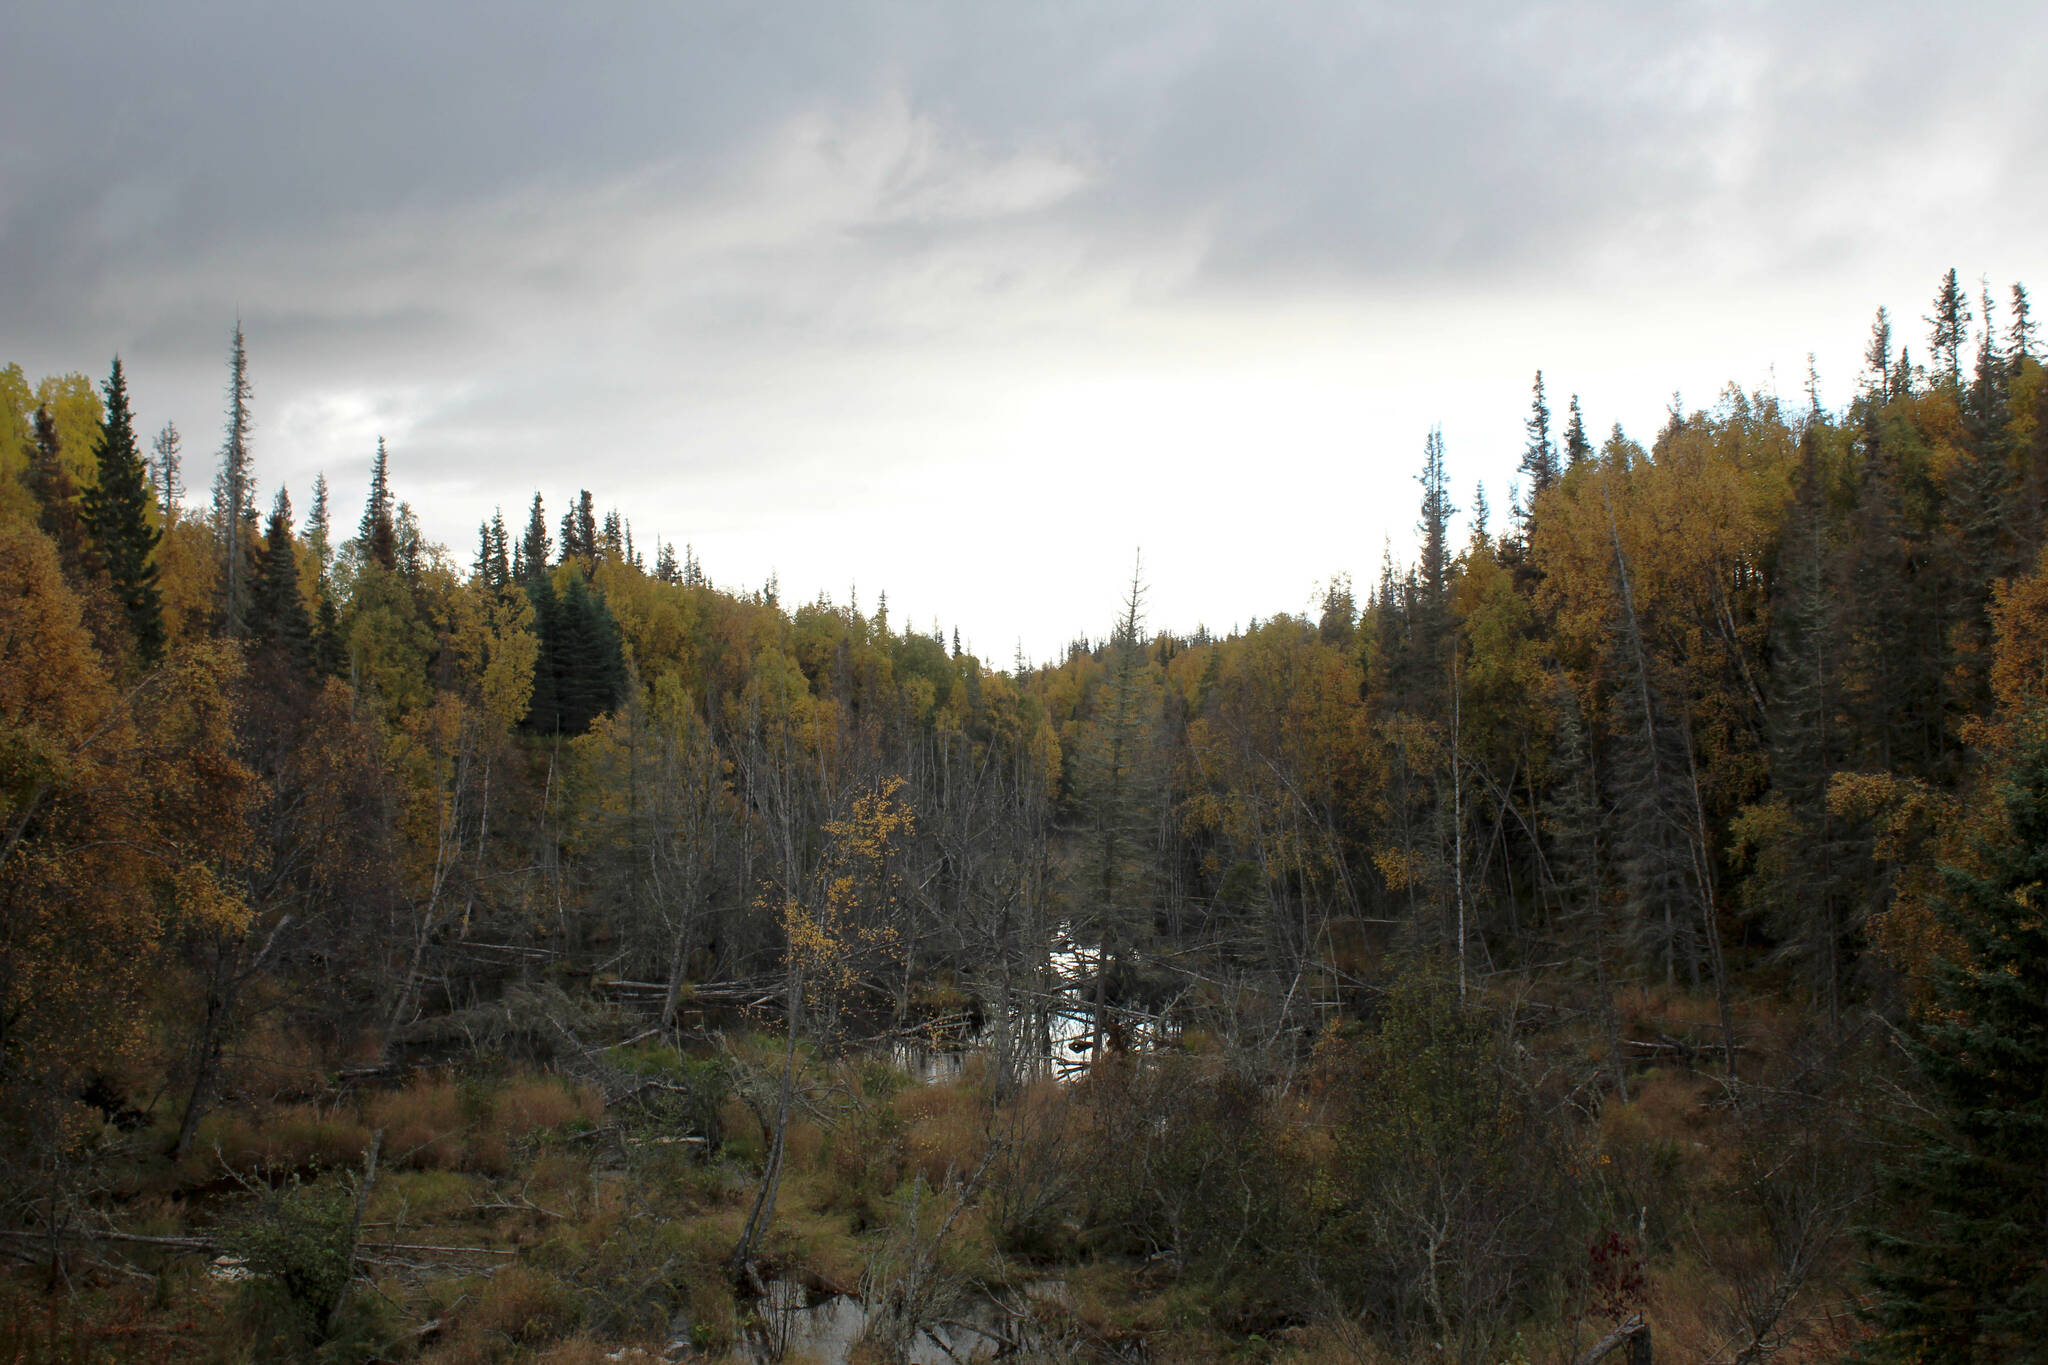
[[1574, 1313, 1651, 1365], [0, 1227, 225, 1255]]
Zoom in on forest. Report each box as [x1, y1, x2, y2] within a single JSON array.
[[1, 268, 2045, 1364]]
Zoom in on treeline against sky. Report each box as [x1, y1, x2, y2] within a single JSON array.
[[3, 270, 2047, 1354]]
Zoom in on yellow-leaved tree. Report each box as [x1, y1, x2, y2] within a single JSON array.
[[732, 776, 916, 1280], [0, 525, 257, 1179]]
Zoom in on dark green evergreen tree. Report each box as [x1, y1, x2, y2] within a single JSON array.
[[1965, 286, 2009, 439], [1757, 428, 1853, 1027], [1867, 307, 1896, 401], [148, 420, 182, 518], [1563, 395, 1592, 471], [559, 489, 597, 567], [2010, 283, 2037, 373], [360, 438, 397, 571], [82, 357, 165, 665], [576, 491, 597, 565], [1317, 574, 1356, 647], [25, 406, 97, 582], [522, 568, 561, 732], [1860, 730, 2048, 1360], [1074, 555, 1162, 1056], [475, 509, 511, 591], [248, 486, 311, 670], [1927, 268, 1972, 389], [520, 568, 624, 736], [303, 472, 333, 582], [312, 590, 344, 678], [519, 492, 552, 584], [1945, 292, 2020, 722], [394, 500, 424, 579], [1402, 426, 1456, 713], [211, 322, 258, 635], [550, 570, 626, 735], [1518, 370, 1557, 508]]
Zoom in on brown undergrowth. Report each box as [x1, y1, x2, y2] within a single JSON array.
[[0, 986, 1881, 1365]]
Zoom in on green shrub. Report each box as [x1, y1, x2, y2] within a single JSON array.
[[227, 1175, 358, 1350]]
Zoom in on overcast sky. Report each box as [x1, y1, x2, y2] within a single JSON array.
[[5, 2, 2045, 659]]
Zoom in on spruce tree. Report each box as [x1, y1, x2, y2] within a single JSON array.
[[1076, 555, 1161, 1056], [551, 570, 625, 734], [475, 510, 511, 590], [523, 568, 561, 732], [1757, 428, 1852, 1027], [1518, 370, 1557, 508], [1947, 292, 2019, 719], [312, 592, 344, 677], [249, 486, 311, 669], [576, 491, 597, 566], [520, 492, 552, 583], [1966, 284, 2009, 442], [395, 501, 423, 578], [1867, 307, 1896, 401], [1563, 395, 1592, 471], [1926, 268, 1972, 390], [211, 322, 257, 635], [82, 358, 165, 664], [1417, 427, 1454, 611], [524, 568, 624, 736], [559, 489, 597, 567], [25, 406, 97, 581], [1405, 426, 1457, 712], [1860, 730, 2048, 1360], [360, 437, 397, 571], [2009, 283, 2037, 372], [304, 473, 332, 582], [149, 420, 182, 518]]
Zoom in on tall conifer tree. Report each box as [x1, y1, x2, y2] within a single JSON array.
[[211, 322, 257, 635], [304, 473, 332, 581], [81, 357, 164, 664], [1412, 426, 1457, 702], [1866, 307, 1896, 400], [1926, 269, 1972, 389], [1518, 370, 1557, 508], [26, 406, 96, 582], [2009, 283, 2037, 372], [249, 486, 311, 669], [360, 438, 397, 571], [520, 492, 552, 583], [148, 420, 182, 518], [1860, 732, 2048, 1359], [1563, 395, 1592, 471]]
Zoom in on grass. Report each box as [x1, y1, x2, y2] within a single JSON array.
[[368, 1077, 470, 1171], [9, 981, 1880, 1365], [183, 1102, 374, 1182]]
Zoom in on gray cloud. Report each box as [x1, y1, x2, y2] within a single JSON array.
[[4, 1, 2044, 653], [12, 2, 2039, 331]]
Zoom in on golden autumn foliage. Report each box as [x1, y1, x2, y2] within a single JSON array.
[[783, 776, 915, 1027], [0, 291, 2044, 1359], [0, 525, 258, 1133], [1986, 542, 2048, 725]]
